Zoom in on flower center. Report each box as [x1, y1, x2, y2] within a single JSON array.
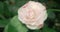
[[26, 9, 35, 19]]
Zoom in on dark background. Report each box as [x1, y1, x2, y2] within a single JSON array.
[[0, 0, 60, 32]]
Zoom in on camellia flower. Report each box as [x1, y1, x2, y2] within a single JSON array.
[[18, 1, 47, 30]]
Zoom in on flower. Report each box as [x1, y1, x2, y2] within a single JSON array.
[[18, 1, 47, 30]]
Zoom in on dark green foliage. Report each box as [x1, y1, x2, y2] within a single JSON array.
[[38, 0, 48, 3], [0, 0, 60, 32]]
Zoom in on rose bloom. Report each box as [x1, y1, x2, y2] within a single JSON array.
[[18, 1, 47, 30]]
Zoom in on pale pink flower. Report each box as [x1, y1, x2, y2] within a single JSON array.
[[18, 1, 47, 30]]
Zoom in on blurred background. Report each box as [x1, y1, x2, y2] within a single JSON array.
[[0, 0, 60, 32]]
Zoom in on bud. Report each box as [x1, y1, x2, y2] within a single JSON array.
[[18, 1, 47, 30]]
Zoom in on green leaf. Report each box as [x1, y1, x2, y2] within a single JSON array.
[[47, 9, 60, 12], [4, 16, 28, 32], [4, 24, 18, 32]]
